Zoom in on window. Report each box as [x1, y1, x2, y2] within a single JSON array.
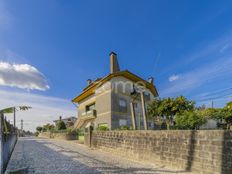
[[119, 119, 127, 126], [119, 98, 127, 112], [86, 103, 95, 113], [119, 99, 127, 107]]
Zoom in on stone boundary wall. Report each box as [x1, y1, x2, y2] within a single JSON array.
[[92, 130, 232, 174], [39, 132, 77, 140]]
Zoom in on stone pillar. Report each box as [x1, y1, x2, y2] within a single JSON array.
[[141, 91, 148, 130], [84, 126, 93, 147], [130, 102, 137, 130]]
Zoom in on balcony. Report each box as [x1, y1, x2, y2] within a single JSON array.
[[74, 109, 96, 129], [81, 109, 97, 118]]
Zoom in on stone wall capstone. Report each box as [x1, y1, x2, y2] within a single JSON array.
[[91, 130, 232, 174]]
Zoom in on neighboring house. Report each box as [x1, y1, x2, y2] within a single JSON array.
[[200, 119, 218, 129], [53, 116, 77, 128], [72, 52, 158, 130]]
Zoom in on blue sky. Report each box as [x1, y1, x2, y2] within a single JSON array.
[[1, 0, 232, 130]]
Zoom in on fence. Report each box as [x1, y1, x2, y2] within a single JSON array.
[[0, 112, 18, 174]]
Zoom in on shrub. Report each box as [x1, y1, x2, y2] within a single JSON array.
[[118, 125, 130, 130], [97, 125, 109, 131], [34, 132, 39, 136], [175, 111, 207, 130], [56, 120, 66, 130], [36, 126, 43, 132]]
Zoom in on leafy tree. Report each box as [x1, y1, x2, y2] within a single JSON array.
[[175, 111, 207, 129], [202, 103, 232, 130], [36, 126, 43, 132], [148, 96, 195, 129], [0, 106, 32, 113], [42, 124, 55, 131], [56, 121, 66, 130], [222, 102, 232, 129]]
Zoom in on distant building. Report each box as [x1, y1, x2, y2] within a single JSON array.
[[72, 52, 158, 130], [53, 116, 77, 128]]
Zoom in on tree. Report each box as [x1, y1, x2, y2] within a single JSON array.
[[42, 124, 55, 131], [36, 126, 43, 132], [148, 96, 195, 129], [56, 121, 66, 130], [222, 102, 232, 129], [175, 111, 207, 129], [0, 106, 32, 113]]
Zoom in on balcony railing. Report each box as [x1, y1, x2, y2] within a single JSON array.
[[81, 109, 97, 118]]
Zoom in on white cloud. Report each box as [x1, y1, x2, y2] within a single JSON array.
[[168, 74, 180, 82], [0, 62, 49, 91], [0, 89, 76, 132]]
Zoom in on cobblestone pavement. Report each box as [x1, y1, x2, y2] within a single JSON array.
[[6, 137, 189, 174]]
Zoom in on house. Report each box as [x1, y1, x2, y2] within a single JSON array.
[[72, 52, 158, 130], [53, 116, 77, 128]]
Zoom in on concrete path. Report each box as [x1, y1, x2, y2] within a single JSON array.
[[6, 137, 188, 174]]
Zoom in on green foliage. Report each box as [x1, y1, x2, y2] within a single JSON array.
[[77, 128, 85, 136], [43, 123, 55, 131], [56, 120, 66, 130], [175, 111, 207, 130], [222, 102, 232, 129], [3, 119, 12, 134], [118, 125, 130, 130], [148, 96, 195, 129], [97, 125, 109, 131], [19, 106, 32, 111], [36, 126, 43, 132], [1, 107, 14, 114], [0, 106, 32, 113], [148, 97, 232, 130], [34, 132, 39, 136]]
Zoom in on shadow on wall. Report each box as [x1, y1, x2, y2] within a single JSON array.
[[185, 130, 196, 172], [221, 131, 232, 174], [91, 130, 232, 174], [183, 130, 232, 174]]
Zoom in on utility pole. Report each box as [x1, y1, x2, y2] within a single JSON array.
[[20, 119, 24, 137], [13, 107, 16, 129], [13, 107, 16, 132], [211, 101, 214, 108], [21, 120, 23, 131]]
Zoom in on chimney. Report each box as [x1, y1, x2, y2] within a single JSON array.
[[148, 77, 154, 84], [110, 52, 120, 73], [87, 79, 92, 85], [59, 116, 62, 121]]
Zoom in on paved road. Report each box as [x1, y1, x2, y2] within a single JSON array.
[[6, 137, 187, 174]]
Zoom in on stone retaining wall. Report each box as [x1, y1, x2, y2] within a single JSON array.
[[39, 132, 77, 140], [92, 130, 232, 174]]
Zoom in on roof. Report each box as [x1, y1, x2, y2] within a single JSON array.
[[72, 70, 159, 103]]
